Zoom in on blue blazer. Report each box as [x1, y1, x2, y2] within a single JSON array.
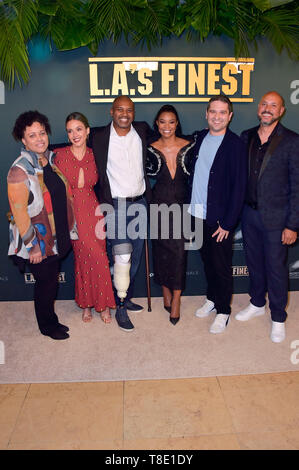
[[241, 123, 299, 232], [189, 128, 247, 231]]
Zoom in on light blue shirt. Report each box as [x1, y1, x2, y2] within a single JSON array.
[[189, 132, 224, 219]]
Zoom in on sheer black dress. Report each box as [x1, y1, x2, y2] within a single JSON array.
[[146, 139, 196, 291]]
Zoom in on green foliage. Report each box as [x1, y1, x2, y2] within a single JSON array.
[[257, 6, 299, 59], [0, 0, 298, 89], [252, 0, 294, 11], [178, 0, 299, 59], [37, 0, 91, 51], [0, 0, 38, 88], [87, 0, 133, 45], [177, 0, 217, 40], [131, 0, 177, 48]]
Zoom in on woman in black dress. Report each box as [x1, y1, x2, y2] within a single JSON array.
[[147, 105, 196, 324]]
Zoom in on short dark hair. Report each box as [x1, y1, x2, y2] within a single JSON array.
[[112, 95, 135, 110], [12, 110, 51, 141], [207, 95, 233, 114], [153, 104, 183, 136], [65, 112, 90, 129]]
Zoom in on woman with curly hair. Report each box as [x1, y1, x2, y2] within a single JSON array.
[[8, 110, 77, 340]]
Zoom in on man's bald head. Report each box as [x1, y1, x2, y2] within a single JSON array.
[[260, 91, 285, 107], [257, 91, 285, 127], [110, 95, 135, 135], [112, 95, 134, 110]]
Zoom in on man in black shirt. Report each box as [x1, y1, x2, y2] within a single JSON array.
[[236, 91, 299, 343]]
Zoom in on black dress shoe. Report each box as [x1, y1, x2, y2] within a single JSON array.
[[164, 305, 171, 313], [42, 328, 70, 340], [58, 323, 69, 332], [169, 316, 180, 325]]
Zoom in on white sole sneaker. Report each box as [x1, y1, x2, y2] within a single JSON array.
[[271, 321, 286, 343], [235, 303, 265, 321], [195, 300, 216, 318], [209, 314, 229, 334]]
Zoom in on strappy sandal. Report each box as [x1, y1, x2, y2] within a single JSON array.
[[100, 309, 112, 324], [82, 309, 92, 322]]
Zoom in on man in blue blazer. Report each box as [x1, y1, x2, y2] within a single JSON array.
[[189, 95, 247, 334], [235, 91, 299, 343], [90, 96, 153, 332]]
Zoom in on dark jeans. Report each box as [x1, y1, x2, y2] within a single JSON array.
[[200, 220, 234, 315], [29, 256, 61, 334], [241, 205, 288, 322]]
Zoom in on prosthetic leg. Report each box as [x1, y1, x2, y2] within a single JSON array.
[[113, 243, 134, 331]]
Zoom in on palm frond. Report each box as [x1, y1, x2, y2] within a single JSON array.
[[87, 0, 133, 44], [37, 0, 84, 17], [37, 0, 90, 50], [132, 0, 176, 48], [0, 0, 298, 89], [252, 0, 294, 11], [0, 3, 31, 88], [12, 0, 38, 39], [257, 7, 299, 58], [176, 0, 217, 41], [217, 0, 255, 57]]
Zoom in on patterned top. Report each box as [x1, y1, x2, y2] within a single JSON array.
[[146, 137, 197, 177], [7, 148, 78, 260]]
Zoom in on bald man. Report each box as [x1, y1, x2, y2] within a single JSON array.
[[91, 96, 153, 332], [236, 91, 299, 342]]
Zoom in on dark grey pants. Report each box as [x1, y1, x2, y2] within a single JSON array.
[[241, 205, 288, 322]]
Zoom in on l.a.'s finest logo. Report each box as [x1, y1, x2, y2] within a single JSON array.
[[232, 266, 249, 276], [24, 272, 66, 283], [89, 57, 255, 103]]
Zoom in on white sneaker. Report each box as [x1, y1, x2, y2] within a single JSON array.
[[271, 321, 286, 343], [195, 299, 216, 318], [235, 302, 265, 321], [209, 314, 229, 334]]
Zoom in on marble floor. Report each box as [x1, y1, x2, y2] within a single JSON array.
[[1, 371, 299, 450]]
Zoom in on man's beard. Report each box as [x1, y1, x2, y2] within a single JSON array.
[[258, 113, 280, 126]]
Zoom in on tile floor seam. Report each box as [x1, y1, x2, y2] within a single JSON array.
[[6, 383, 31, 449], [123, 431, 239, 439], [234, 430, 296, 451], [214, 372, 299, 450], [215, 375, 241, 448]]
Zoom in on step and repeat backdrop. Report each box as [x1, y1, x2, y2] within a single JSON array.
[[0, 35, 298, 301]]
